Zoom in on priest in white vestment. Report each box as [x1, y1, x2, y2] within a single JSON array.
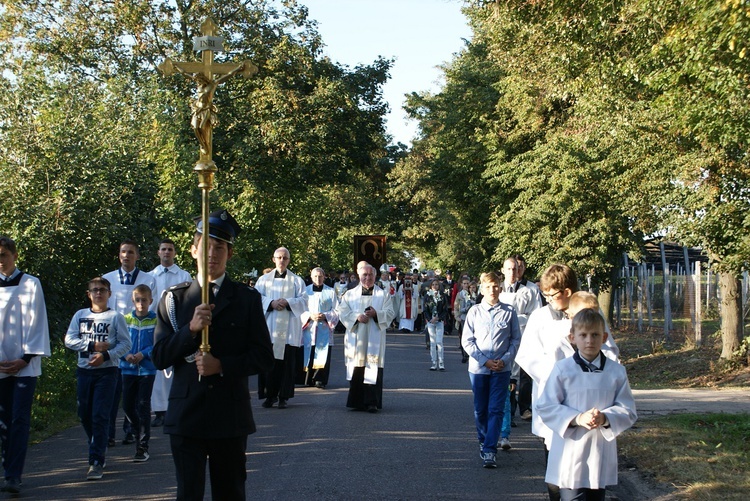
[[254, 247, 308, 409], [300, 267, 338, 389], [337, 263, 395, 412]]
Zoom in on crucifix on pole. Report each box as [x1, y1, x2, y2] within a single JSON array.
[[158, 18, 257, 355]]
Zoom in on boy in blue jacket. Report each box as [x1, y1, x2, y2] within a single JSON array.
[[121, 284, 157, 462]]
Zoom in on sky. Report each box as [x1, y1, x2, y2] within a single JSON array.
[[300, 0, 473, 146]]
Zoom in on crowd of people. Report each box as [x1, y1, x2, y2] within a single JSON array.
[[0, 216, 637, 500]]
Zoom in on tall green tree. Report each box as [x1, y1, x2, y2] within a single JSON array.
[[0, 0, 394, 331]]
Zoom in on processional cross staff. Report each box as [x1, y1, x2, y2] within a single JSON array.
[[158, 18, 257, 355]]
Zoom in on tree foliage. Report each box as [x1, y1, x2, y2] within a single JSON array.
[[0, 0, 395, 334], [392, 0, 748, 353]]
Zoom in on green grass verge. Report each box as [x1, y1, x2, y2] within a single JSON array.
[[619, 413, 750, 500]]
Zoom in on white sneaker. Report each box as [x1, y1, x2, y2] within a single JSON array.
[[429, 364, 437, 371], [500, 437, 512, 450]]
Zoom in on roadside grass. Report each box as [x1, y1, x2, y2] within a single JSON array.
[[615, 321, 749, 499], [619, 413, 750, 500]]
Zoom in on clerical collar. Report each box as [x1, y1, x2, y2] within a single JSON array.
[[361, 286, 374, 296], [274, 270, 287, 279], [312, 284, 324, 292], [573, 350, 606, 373]]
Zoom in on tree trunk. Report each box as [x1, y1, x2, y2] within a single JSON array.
[[597, 266, 620, 327], [718, 271, 743, 359]]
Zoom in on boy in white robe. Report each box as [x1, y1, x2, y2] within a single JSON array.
[[0, 236, 51, 493], [515, 264, 619, 500], [536, 308, 637, 500]]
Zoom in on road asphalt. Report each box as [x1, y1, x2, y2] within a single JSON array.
[[12, 331, 749, 500]]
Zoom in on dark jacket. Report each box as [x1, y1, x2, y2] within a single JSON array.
[[152, 278, 274, 438]]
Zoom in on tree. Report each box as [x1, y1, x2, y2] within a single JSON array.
[[0, 0, 395, 327]]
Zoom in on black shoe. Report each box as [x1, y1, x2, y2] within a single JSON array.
[[122, 433, 135, 445], [2, 478, 21, 494], [314, 381, 326, 389], [108, 438, 116, 447], [151, 415, 164, 427], [367, 404, 378, 413], [262, 397, 277, 408], [277, 398, 288, 409]]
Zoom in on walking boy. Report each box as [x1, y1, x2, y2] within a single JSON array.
[[65, 277, 131, 480], [461, 272, 521, 468], [0, 236, 51, 494], [536, 309, 637, 500], [120, 284, 157, 462]]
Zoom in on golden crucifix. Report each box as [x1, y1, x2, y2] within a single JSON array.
[[159, 18, 257, 354]]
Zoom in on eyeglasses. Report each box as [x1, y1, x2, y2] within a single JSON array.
[[89, 288, 109, 294], [543, 290, 563, 300]]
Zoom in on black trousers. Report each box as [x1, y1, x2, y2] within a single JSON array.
[[559, 488, 606, 501], [518, 368, 533, 414], [304, 345, 332, 386], [346, 367, 384, 410], [170, 434, 247, 501], [265, 345, 298, 400]]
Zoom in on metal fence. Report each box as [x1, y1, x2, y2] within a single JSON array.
[[611, 258, 749, 344]]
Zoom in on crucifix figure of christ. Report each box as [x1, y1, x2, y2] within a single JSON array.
[[158, 17, 257, 355], [158, 18, 257, 166]]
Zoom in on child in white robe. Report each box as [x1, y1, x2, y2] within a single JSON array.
[[536, 308, 637, 501]]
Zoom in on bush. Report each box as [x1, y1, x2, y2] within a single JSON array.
[[31, 344, 78, 439]]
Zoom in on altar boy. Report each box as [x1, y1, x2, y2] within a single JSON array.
[[536, 309, 637, 501]]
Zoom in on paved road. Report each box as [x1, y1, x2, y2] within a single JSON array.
[[15, 331, 750, 500]]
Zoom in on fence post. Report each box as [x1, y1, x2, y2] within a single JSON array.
[[694, 261, 702, 346], [660, 242, 671, 341]]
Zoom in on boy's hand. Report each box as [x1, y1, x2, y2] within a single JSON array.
[[484, 359, 505, 372], [576, 408, 605, 429], [87, 353, 104, 367], [0, 359, 28, 374], [190, 303, 215, 335], [196, 351, 221, 377], [93, 341, 110, 352]]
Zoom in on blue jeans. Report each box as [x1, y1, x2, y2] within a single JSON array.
[[77, 367, 117, 465], [0, 376, 37, 481], [122, 374, 155, 450], [109, 368, 132, 440], [470, 370, 510, 454], [501, 389, 512, 439]]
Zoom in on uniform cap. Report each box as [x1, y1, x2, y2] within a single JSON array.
[[194, 209, 242, 245]]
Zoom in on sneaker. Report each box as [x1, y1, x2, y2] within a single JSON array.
[[500, 437, 512, 450], [429, 364, 437, 371], [108, 438, 116, 447], [482, 452, 497, 468], [438, 365, 445, 371], [1, 478, 21, 494], [133, 449, 150, 462], [87, 462, 104, 480], [277, 398, 288, 409], [151, 415, 164, 427], [521, 410, 532, 421], [122, 433, 136, 445]]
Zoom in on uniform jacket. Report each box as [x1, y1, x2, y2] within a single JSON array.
[[151, 278, 274, 438]]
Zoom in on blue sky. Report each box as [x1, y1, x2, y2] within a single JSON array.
[[301, 0, 473, 145]]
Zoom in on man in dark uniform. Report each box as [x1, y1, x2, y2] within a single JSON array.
[[152, 209, 274, 501]]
